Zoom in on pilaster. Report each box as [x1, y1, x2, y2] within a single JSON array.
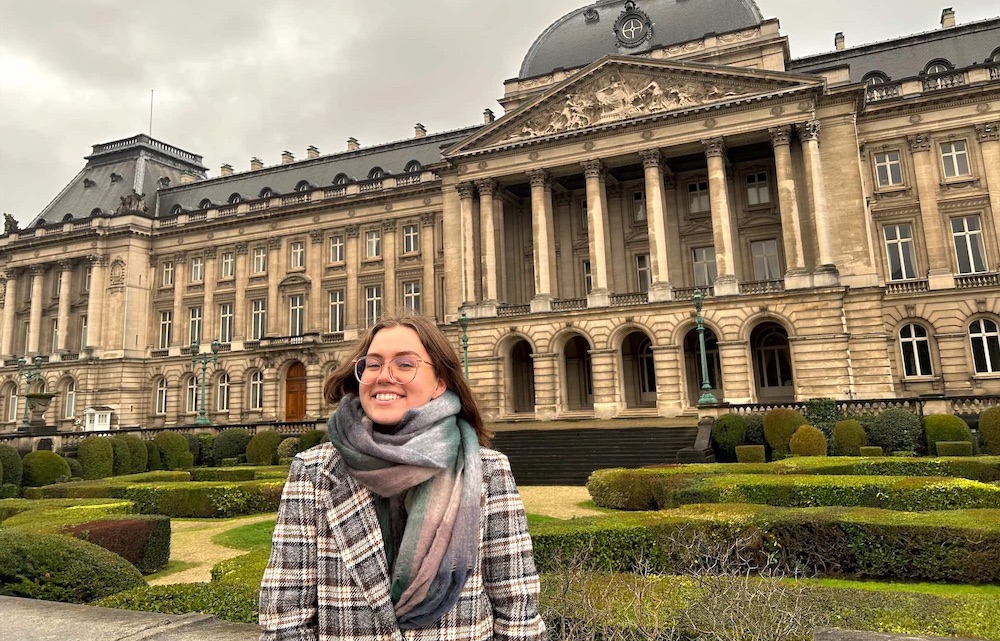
[[702, 138, 739, 296], [530, 351, 559, 421], [975, 122, 1000, 268], [582, 160, 612, 307], [457, 182, 478, 305], [1, 269, 19, 357], [420, 213, 436, 319], [907, 132, 955, 289], [345, 225, 361, 338], [266, 238, 281, 337], [476, 179, 500, 303], [56, 260, 73, 352]]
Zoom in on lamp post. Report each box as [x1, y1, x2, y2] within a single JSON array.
[[692, 290, 718, 406], [458, 311, 470, 380], [16, 354, 44, 428], [191, 339, 221, 425]]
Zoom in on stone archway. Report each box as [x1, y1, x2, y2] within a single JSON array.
[[285, 361, 307, 421], [751, 322, 794, 402], [563, 335, 594, 411], [621, 332, 656, 409], [683, 327, 723, 406], [509, 339, 535, 414]]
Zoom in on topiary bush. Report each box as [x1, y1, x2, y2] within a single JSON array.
[[145, 441, 162, 471], [711, 414, 746, 462], [789, 425, 828, 457], [0, 444, 22, 487], [22, 451, 72, 487], [277, 437, 300, 460], [213, 429, 251, 464], [859, 446, 883, 457], [763, 409, 807, 457], [0, 529, 145, 603], [937, 441, 974, 457], [184, 434, 202, 466], [78, 435, 114, 480], [197, 433, 216, 466], [980, 407, 1000, 455], [833, 420, 867, 456], [63, 515, 171, 574], [735, 445, 766, 463], [0, 483, 18, 498], [246, 430, 283, 466], [110, 436, 133, 477], [95, 582, 259, 624], [153, 432, 193, 471], [924, 414, 975, 456], [868, 408, 923, 455], [65, 456, 83, 479], [110, 480, 284, 518], [297, 429, 327, 452], [743, 414, 765, 446], [123, 435, 148, 474]]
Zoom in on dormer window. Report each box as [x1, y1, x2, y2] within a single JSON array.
[[295, 181, 313, 192], [368, 167, 385, 180], [404, 160, 423, 174], [924, 59, 953, 75], [199, 199, 213, 210], [333, 173, 351, 186], [259, 187, 275, 198], [90, 208, 103, 217], [990, 47, 1000, 63], [862, 71, 889, 86], [228, 193, 243, 205], [170, 205, 184, 216], [62, 213, 74, 222]]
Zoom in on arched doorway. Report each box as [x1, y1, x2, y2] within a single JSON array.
[[564, 335, 594, 411], [751, 323, 794, 402], [509, 340, 535, 414], [684, 327, 723, 406], [621, 332, 656, 409], [285, 362, 307, 421]]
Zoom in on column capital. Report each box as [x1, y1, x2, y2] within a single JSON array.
[[797, 121, 821, 143], [235, 241, 249, 255], [768, 125, 793, 147], [2, 267, 20, 280], [267, 237, 282, 250], [172, 251, 187, 264], [907, 133, 932, 152], [526, 169, 550, 189], [57, 258, 74, 271], [204, 246, 217, 260], [89, 254, 109, 267], [29, 264, 46, 276], [345, 224, 360, 239], [474, 178, 499, 197], [663, 172, 676, 190], [639, 149, 663, 169], [580, 159, 606, 179], [701, 137, 727, 158], [456, 181, 476, 200], [309, 229, 324, 244], [148, 253, 159, 268], [975, 122, 1000, 142], [381, 219, 396, 234], [420, 212, 436, 228]]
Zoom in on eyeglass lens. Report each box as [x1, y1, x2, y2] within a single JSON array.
[[355, 356, 421, 384]]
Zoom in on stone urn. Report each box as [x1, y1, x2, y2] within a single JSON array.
[[25, 392, 58, 434]]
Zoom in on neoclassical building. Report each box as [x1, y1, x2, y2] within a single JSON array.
[[1, 0, 999, 431]]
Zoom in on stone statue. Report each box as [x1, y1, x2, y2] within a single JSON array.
[[117, 189, 148, 214], [3, 213, 19, 234]]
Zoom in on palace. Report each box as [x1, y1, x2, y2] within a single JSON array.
[[1, 0, 999, 432]]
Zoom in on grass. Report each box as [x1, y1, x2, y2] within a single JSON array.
[[797, 577, 1000, 597], [211, 518, 275, 551], [144, 560, 199, 582]]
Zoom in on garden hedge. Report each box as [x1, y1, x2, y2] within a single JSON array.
[[867, 408, 924, 454], [0, 498, 134, 531], [107, 480, 285, 518], [0, 483, 16, 498], [145, 440, 162, 471], [184, 434, 202, 466], [789, 425, 827, 457], [937, 441, 975, 457], [924, 414, 975, 456], [94, 582, 260, 624], [21, 450, 71, 487], [277, 437, 300, 460], [0, 443, 22, 486], [735, 445, 765, 463], [297, 429, 327, 452], [213, 428, 251, 463], [63, 515, 171, 574], [197, 433, 216, 466], [190, 468, 256, 482], [153, 432, 193, 470], [833, 420, 867, 456], [860, 446, 883, 457], [123, 435, 148, 474], [763, 409, 806, 456], [743, 414, 765, 446], [65, 456, 83, 478], [981, 407, 1000, 455], [710, 414, 745, 461], [110, 436, 132, 477], [78, 435, 114, 479], [246, 430, 283, 466]]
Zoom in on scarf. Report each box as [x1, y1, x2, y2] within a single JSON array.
[[326, 391, 482, 629]]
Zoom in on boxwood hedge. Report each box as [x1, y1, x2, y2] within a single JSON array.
[[21, 450, 71, 487], [62, 515, 171, 574], [0, 443, 22, 486], [94, 582, 258, 623], [78, 435, 114, 480], [108, 480, 284, 518]]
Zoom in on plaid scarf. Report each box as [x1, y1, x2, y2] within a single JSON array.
[[327, 391, 482, 629]]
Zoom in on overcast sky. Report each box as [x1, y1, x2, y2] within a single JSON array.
[[1, 0, 997, 225]]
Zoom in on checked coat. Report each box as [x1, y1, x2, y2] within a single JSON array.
[[259, 443, 548, 641]]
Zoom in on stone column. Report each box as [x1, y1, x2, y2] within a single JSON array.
[[769, 126, 810, 289], [86, 255, 107, 350], [717, 340, 753, 404], [476, 179, 500, 303], [799, 121, 839, 285], [457, 182, 478, 305], [1, 269, 19, 357], [56, 260, 73, 351], [527, 169, 557, 312], [26, 265, 45, 354], [420, 213, 436, 319], [382, 220, 397, 316], [640, 150, 673, 302], [308, 230, 324, 332], [651, 344, 684, 417], [234, 242, 248, 341], [702, 138, 739, 295], [906, 133, 954, 289], [495, 196, 508, 301], [531, 351, 559, 421], [345, 225, 361, 337], [266, 238, 281, 337], [202, 248, 217, 343], [581, 160, 612, 307], [976, 122, 1000, 268], [589, 348, 620, 420]]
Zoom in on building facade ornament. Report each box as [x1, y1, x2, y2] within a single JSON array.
[[173, 251, 187, 264], [456, 182, 476, 200], [581, 159, 606, 180], [116, 189, 148, 214], [614, 1, 654, 49], [420, 213, 436, 228], [768, 125, 793, 147], [204, 246, 217, 260], [975, 122, 1000, 142], [798, 121, 821, 142], [345, 224, 360, 239], [57, 259, 74, 271], [109, 259, 126, 286], [702, 137, 727, 158], [309, 230, 324, 244], [235, 242, 249, 255], [474, 179, 499, 197], [907, 133, 932, 152], [267, 238, 282, 250], [639, 149, 663, 169], [526, 169, 551, 189], [381, 220, 396, 234]]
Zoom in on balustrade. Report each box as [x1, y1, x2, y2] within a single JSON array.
[[609, 292, 649, 306], [885, 279, 929, 294], [739, 280, 785, 295], [955, 273, 1000, 288]]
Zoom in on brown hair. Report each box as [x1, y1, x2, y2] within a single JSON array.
[[323, 314, 492, 447]]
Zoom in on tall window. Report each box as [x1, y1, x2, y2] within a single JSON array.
[[289, 294, 305, 336], [365, 285, 383, 327], [580, 199, 589, 231], [219, 303, 234, 343], [899, 324, 934, 377], [745, 171, 770, 206], [329, 290, 345, 333], [186, 376, 199, 413], [161, 261, 174, 287], [884, 223, 917, 281], [64, 380, 76, 419], [6, 388, 16, 422], [54, 271, 63, 298], [402, 224, 420, 254], [289, 241, 305, 269], [155, 379, 168, 415], [217, 373, 231, 412], [84, 266, 93, 292], [941, 141, 970, 178], [688, 181, 710, 214], [158, 311, 173, 350], [251, 299, 267, 340], [874, 151, 903, 188], [635, 254, 651, 293], [51, 319, 59, 352], [632, 190, 646, 222], [249, 371, 265, 410], [220, 252, 235, 278], [252, 247, 268, 274], [80, 315, 88, 349], [693, 247, 717, 287], [583, 261, 593, 295], [403, 280, 421, 312], [366, 230, 381, 259], [751, 239, 781, 280], [189, 306, 203, 345], [952, 215, 987, 274], [329, 235, 345, 263], [970, 319, 1000, 374], [190, 256, 204, 283]]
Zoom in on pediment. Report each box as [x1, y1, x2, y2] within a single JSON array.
[[279, 274, 311, 288], [446, 57, 823, 157]]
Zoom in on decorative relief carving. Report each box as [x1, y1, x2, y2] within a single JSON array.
[[975, 122, 1000, 142], [0, 278, 5, 305], [345, 224, 360, 239], [309, 230, 324, 244], [663, 173, 676, 190], [717, 27, 761, 43], [3, 213, 19, 234], [528, 151, 540, 161], [581, 159, 606, 179], [116, 189, 148, 214], [109, 259, 126, 286], [382, 220, 396, 234], [235, 242, 249, 255], [768, 125, 792, 147], [267, 238, 282, 250], [798, 121, 821, 142], [639, 149, 662, 169], [204, 247, 217, 260], [770, 106, 785, 117], [456, 182, 476, 199], [475, 179, 498, 197], [57, 259, 73, 271], [526, 169, 551, 189], [702, 137, 726, 158], [907, 133, 932, 152], [173, 251, 187, 264], [420, 213, 436, 228], [148, 254, 159, 268]]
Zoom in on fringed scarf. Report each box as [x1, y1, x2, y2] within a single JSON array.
[[326, 391, 482, 629]]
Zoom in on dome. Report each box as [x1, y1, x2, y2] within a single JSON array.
[[519, 0, 765, 79]]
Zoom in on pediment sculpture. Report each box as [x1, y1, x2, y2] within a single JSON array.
[[117, 189, 148, 214], [3, 213, 19, 234]]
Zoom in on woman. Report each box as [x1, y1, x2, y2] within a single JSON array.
[[259, 314, 548, 641]]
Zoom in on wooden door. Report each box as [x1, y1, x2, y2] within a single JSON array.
[[285, 362, 307, 421]]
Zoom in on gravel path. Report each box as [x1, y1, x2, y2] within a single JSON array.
[[519, 485, 606, 519]]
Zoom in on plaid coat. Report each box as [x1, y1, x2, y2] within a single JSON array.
[[259, 444, 548, 641]]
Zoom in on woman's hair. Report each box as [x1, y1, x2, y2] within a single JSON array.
[[323, 314, 492, 447]]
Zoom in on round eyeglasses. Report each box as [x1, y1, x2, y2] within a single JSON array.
[[353, 355, 431, 385]]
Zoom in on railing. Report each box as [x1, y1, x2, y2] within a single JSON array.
[[325, 187, 347, 199], [950, 395, 1000, 415], [218, 205, 238, 217], [885, 279, 929, 294], [72, 220, 92, 230], [261, 333, 320, 347], [249, 201, 270, 212], [955, 273, 1000, 288], [673, 286, 713, 300], [158, 217, 178, 227], [497, 304, 531, 318], [865, 82, 901, 103], [609, 292, 648, 306], [991, 65, 1000, 81], [921, 71, 966, 92], [151, 349, 168, 358], [3, 359, 19, 367], [217, 343, 232, 353], [552, 298, 587, 311], [188, 211, 207, 223], [19, 228, 35, 237], [281, 193, 310, 206], [61, 353, 79, 362], [730, 397, 925, 417], [739, 280, 784, 295], [359, 180, 383, 194], [91, 135, 202, 164], [322, 333, 345, 344], [395, 175, 421, 187]]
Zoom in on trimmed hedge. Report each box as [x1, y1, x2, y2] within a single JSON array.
[[146, 440, 162, 470], [123, 435, 148, 474], [213, 428, 251, 463], [0, 498, 134, 531], [833, 420, 867, 456], [65, 456, 83, 479], [153, 432, 193, 470], [63, 515, 171, 574], [190, 468, 256, 482], [277, 437, 300, 460], [981, 407, 1000, 455], [107, 480, 284, 518], [735, 445, 765, 463], [298, 429, 327, 452], [246, 430, 283, 466], [95, 582, 259, 624], [0, 529, 145, 603], [925, 414, 975, 456], [763, 409, 806, 457], [22, 450, 71, 487], [212, 548, 270, 588], [0, 443, 22, 486], [110, 436, 132, 477], [711, 414, 745, 461], [860, 446, 883, 457], [197, 433, 216, 466], [743, 414, 765, 446], [0, 483, 17, 498], [78, 435, 114, 479], [184, 434, 202, 466], [937, 441, 975, 457], [868, 408, 924, 454], [789, 425, 827, 457]]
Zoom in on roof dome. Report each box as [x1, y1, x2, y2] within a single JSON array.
[[519, 0, 765, 79]]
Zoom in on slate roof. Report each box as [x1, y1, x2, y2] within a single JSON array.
[[518, 0, 764, 79], [789, 17, 1000, 83]]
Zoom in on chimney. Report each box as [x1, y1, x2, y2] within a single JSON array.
[[347, 137, 360, 151], [483, 108, 496, 124], [307, 145, 320, 159], [941, 7, 955, 28], [220, 163, 234, 177], [179, 173, 197, 185], [414, 123, 427, 138], [834, 32, 845, 51], [281, 150, 295, 165], [250, 157, 264, 171]]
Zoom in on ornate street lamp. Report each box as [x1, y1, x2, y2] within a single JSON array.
[[17, 354, 44, 429], [458, 311, 470, 380], [191, 339, 221, 425], [692, 291, 718, 406]]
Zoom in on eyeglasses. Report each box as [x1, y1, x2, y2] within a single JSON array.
[[353, 355, 431, 385]]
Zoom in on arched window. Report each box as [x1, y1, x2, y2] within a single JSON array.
[[169, 204, 184, 216], [899, 324, 933, 377], [924, 59, 953, 75], [90, 208, 104, 217], [990, 47, 1000, 63], [295, 181, 313, 192], [862, 71, 889, 86], [62, 213, 74, 222], [404, 160, 423, 174], [368, 167, 385, 180], [186, 376, 200, 413], [333, 173, 351, 186], [64, 380, 77, 419], [198, 199, 213, 210], [217, 373, 231, 412], [4, 383, 17, 423], [259, 187, 275, 199], [970, 319, 1000, 374], [228, 193, 243, 205], [155, 378, 168, 415], [249, 371, 265, 410]]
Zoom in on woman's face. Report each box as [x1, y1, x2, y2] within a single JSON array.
[[358, 325, 447, 428]]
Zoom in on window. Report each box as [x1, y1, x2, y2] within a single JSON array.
[[80, 315, 88, 349], [952, 215, 987, 274], [329, 290, 345, 333], [635, 254, 651, 293], [688, 180, 710, 214], [252, 247, 267, 274], [991, 47, 1000, 64], [219, 303, 234, 343], [751, 239, 781, 280], [229, 193, 243, 205], [251, 299, 267, 340], [158, 311, 173, 350], [329, 235, 345, 263], [7, 388, 17, 422], [580, 199, 589, 231], [970, 319, 1000, 374], [940, 141, 970, 178], [289, 294, 305, 336], [199, 199, 213, 210], [190, 256, 204, 283], [295, 181, 312, 193], [85, 266, 92, 292], [217, 373, 231, 412], [289, 241, 305, 269], [924, 60, 952, 75], [54, 271, 63, 298], [333, 174, 350, 186], [745, 171, 770, 206], [692, 247, 717, 287], [404, 160, 423, 173], [189, 306, 202, 345], [64, 380, 76, 419], [883, 224, 917, 281], [632, 190, 646, 222], [899, 324, 934, 377], [186, 376, 199, 413], [51, 319, 59, 352], [155, 379, 168, 415], [863, 71, 889, 86], [220, 252, 235, 278], [366, 230, 381, 259], [874, 151, 904, 188], [583, 261, 593, 295], [365, 285, 383, 327], [402, 224, 420, 254], [368, 167, 385, 180], [249, 371, 265, 410], [260, 187, 274, 199], [161, 261, 174, 287], [403, 280, 421, 312]]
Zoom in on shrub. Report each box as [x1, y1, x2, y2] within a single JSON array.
[[63, 515, 171, 574], [184, 434, 202, 465], [22, 451, 71, 487], [110, 436, 132, 477], [0, 530, 145, 603], [789, 425, 827, 457], [0, 483, 18, 498], [0, 443, 22, 486], [735, 445, 766, 463], [65, 456, 83, 479], [937, 441, 975, 457], [109, 480, 284, 518], [743, 415, 765, 446], [833, 420, 867, 456], [246, 430, 283, 466], [868, 408, 923, 454], [277, 437, 300, 460], [924, 414, 975, 456], [298, 429, 327, 452], [213, 429, 251, 463], [212, 549, 269, 588], [220, 457, 239, 467], [78, 435, 114, 480], [123, 435, 148, 474], [145, 441, 162, 471], [763, 409, 806, 456], [197, 433, 216, 466], [859, 446, 883, 457], [190, 468, 255, 482], [95, 582, 258, 624], [711, 414, 745, 461], [154, 432, 193, 471], [980, 407, 1000, 455]]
